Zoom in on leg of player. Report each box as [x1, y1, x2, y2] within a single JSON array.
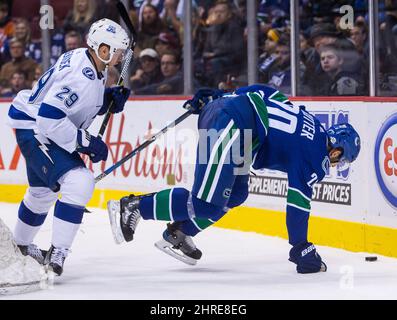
[[107, 189, 227, 265], [44, 167, 95, 276], [14, 186, 59, 265], [154, 174, 250, 265], [108, 108, 246, 265]]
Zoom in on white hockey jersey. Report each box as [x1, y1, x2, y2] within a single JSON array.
[[8, 48, 107, 153]]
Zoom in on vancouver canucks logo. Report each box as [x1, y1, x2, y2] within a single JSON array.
[[82, 67, 95, 80]]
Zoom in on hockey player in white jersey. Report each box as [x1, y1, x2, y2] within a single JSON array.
[[7, 19, 131, 276]]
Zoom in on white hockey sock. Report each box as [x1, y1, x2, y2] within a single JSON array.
[[13, 201, 47, 246], [52, 201, 84, 249], [52, 217, 80, 249], [14, 218, 43, 246]]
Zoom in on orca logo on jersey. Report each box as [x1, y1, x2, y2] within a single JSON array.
[[82, 67, 95, 80], [223, 188, 231, 198]]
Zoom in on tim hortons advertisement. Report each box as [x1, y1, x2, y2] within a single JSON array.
[[0, 100, 198, 193]]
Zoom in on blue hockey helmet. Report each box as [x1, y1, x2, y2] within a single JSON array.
[[327, 123, 361, 163]]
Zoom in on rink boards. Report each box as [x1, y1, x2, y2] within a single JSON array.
[[1, 96, 397, 258]]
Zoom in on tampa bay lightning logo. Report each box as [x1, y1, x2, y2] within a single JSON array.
[[106, 25, 116, 33], [82, 67, 95, 80]]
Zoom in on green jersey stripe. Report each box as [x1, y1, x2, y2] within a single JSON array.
[[201, 125, 237, 201], [287, 188, 311, 211], [207, 128, 240, 202], [197, 120, 235, 199], [193, 218, 214, 230], [270, 90, 290, 103], [247, 92, 269, 134]]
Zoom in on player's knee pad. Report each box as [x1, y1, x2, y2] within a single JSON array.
[[191, 195, 226, 221], [23, 186, 58, 214], [58, 167, 95, 206]]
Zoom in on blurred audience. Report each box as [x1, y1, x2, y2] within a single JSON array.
[[0, 0, 395, 97], [0, 1, 13, 49], [64, 30, 83, 52], [0, 70, 28, 97], [195, 0, 245, 87], [63, 0, 97, 37], [319, 43, 364, 96], [134, 50, 183, 95], [260, 37, 296, 95], [0, 38, 37, 88], [130, 48, 163, 90], [137, 4, 167, 51]]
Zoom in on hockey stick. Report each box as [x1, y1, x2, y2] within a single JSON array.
[[97, 49, 133, 139], [94, 109, 193, 183], [97, 1, 137, 139]]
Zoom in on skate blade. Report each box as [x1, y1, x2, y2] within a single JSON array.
[[107, 200, 125, 245], [154, 239, 197, 266]]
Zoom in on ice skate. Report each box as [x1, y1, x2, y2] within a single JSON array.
[[155, 222, 202, 266], [107, 194, 141, 244], [18, 244, 47, 265], [44, 246, 69, 276]]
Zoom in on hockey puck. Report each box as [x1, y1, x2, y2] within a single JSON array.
[[365, 256, 377, 262]]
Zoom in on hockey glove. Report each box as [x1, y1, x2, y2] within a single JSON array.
[[100, 86, 131, 115], [76, 129, 108, 163], [289, 241, 327, 274], [183, 88, 225, 114]]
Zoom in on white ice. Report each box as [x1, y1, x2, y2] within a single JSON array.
[[1, 202, 397, 300]]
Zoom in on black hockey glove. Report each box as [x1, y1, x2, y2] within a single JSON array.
[[183, 88, 225, 114], [289, 241, 327, 274]]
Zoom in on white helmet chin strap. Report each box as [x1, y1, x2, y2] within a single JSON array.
[[95, 47, 113, 65]]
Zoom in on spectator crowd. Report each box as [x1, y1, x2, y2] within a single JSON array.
[[0, 0, 396, 97]]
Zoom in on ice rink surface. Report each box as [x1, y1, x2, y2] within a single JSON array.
[[1, 202, 397, 300]]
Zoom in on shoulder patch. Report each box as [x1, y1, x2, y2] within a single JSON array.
[[82, 67, 95, 80]]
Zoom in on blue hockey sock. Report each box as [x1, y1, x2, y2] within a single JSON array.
[[139, 189, 224, 236], [139, 188, 191, 221], [178, 218, 216, 236], [18, 201, 47, 226]]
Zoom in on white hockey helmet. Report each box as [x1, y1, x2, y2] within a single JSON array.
[[87, 18, 130, 64]]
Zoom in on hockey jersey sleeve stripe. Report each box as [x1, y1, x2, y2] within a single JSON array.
[[287, 188, 311, 211], [8, 105, 36, 122], [38, 103, 67, 120], [247, 92, 269, 135]]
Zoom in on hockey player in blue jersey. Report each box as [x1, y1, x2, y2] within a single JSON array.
[[107, 84, 361, 274], [7, 19, 131, 275]]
